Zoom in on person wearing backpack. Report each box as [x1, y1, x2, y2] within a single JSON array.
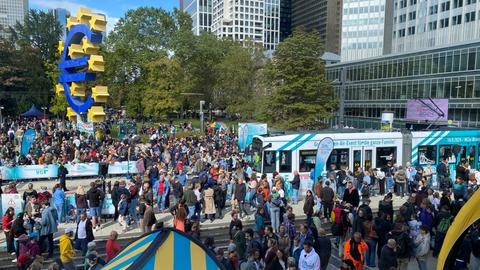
[[433, 205, 451, 257], [389, 223, 411, 269]]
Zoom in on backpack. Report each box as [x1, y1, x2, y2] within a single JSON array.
[[437, 217, 451, 234], [395, 233, 410, 258]]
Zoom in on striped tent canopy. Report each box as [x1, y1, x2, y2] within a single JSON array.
[[102, 228, 225, 270]]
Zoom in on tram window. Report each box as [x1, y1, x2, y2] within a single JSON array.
[[376, 147, 396, 168], [279, 151, 292, 173], [327, 149, 349, 170], [459, 146, 467, 163], [263, 150, 276, 173], [299, 150, 316, 172], [440, 145, 456, 163], [418, 145, 437, 165]]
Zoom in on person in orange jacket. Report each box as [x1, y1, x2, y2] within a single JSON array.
[[344, 232, 368, 270]]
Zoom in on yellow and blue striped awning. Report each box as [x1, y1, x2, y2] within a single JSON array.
[[102, 228, 224, 270]]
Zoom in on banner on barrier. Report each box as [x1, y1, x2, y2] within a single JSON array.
[[1, 194, 24, 217], [66, 193, 115, 216], [1, 165, 57, 180], [65, 163, 99, 177], [107, 161, 138, 175], [1, 161, 140, 180]]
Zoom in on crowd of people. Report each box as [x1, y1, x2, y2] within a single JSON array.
[[1, 118, 480, 270]]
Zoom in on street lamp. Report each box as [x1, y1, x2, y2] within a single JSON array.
[[41, 106, 47, 118], [0, 106, 4, 126], [200, 100, 205, 132]]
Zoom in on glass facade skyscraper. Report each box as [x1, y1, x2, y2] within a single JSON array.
[[341, 0, 388, 61], [183, 0, 212, 35], [54, 8, 70, 40], [327, 41, 480, 128], [0, 0, 28, 39], [212, 0, 280, 50], [392, 0, 480, 53]]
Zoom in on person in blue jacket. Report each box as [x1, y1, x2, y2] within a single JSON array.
[[53, 184, 65, 224]]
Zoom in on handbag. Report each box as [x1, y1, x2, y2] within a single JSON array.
[[367, 224, 378, 240]]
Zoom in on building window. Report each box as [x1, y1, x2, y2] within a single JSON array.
[[440, 18, 450, 28], [399, 14, 407, 23], [429, 5, 438, 14], [467, 0, 477, 4], [399, 28, 406, 37], [408, 26, 416, 35], [409, 11, 416, 20], [466, 11, 476, 22], [429, 21, 438, 30], [441, 1, 450, 11], [453, 14, 462, 25], [453, 0, 464, 8], [410, 0, 417, 5]]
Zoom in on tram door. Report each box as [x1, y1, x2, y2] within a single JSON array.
[[353, 147, 374, 174]]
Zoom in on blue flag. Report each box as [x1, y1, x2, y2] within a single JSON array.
[[314, 137, 334, 184], [20, 129, 36, 156]]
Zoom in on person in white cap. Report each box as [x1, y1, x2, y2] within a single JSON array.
[[60, 227, 76, 270]]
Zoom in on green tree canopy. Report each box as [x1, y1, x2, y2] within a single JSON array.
[[259, 28, 337, 129]]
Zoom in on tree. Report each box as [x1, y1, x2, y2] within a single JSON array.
[[213, 42, 264, 116], [141, 57, 184, 118], [260, 28, 337, 129], [0, 41, 51, 115], [8, 10, 62, 61], [102, 7, 177, 115]]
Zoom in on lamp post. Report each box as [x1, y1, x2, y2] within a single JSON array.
[[41, 106, 47, 118], [200, 100, 205, 132], [0, 106, 4, 126]]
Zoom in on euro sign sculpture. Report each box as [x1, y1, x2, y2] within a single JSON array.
[[56, 7, 108, 122]]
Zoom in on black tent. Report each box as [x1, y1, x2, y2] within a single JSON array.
[[21, 105, 44, 117]]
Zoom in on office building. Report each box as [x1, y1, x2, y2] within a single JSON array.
[[54, 8, 70, 40], [279, 0, 291, 41], [0, 0, 28, 39], [183, 0, 212, 35], [392, 0, 480, 53], [212, 0, 280, 50], [291, 0, 342, 55], [326, 41, 480, 129], [341, 0, 390, 62]]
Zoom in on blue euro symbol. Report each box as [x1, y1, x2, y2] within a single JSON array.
[[58, 25, 103, 114]]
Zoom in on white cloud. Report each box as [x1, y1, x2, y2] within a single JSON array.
[[30, 0, 119, 33]]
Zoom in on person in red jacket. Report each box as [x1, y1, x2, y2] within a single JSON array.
[[2, 207, 15, 254], [106, 231, 122, 262]]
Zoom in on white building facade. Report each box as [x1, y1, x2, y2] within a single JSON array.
[[184, 0, 212, 35], [0, 0, 28, 38], [212, 0, 280, 50], [392, 0, 480, 53], [341, 0, 387, 62]]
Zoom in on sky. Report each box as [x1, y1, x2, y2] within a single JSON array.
[[30, 0, 179, 32]]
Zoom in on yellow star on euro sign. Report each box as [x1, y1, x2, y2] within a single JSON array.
[[58, 41, 64, 54]]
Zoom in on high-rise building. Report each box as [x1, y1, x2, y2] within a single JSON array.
[[279, 0, 291, 41], [212, 0, 280, 50], [183, 0, 212, 35], [54, 8, 70, 40], [391, 0, 480, 53], [341, 0, 390, 62], [291, 0, 342, 55], [327, 41, 480, 129], [0, 0, 28, 39]]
